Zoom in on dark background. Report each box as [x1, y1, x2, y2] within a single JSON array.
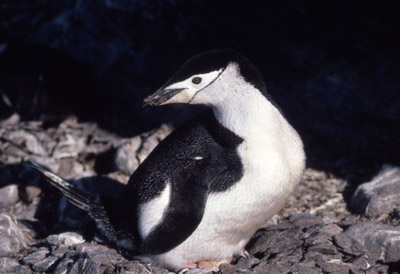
[[1, 0, 399, 187]]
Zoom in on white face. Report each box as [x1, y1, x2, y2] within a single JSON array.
[[160, 68, 223, 105]]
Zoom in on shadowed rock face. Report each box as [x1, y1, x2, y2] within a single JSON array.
[[0, 0, 399, 180]]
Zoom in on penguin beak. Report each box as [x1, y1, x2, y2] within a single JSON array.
[[143, 88, 185, 107]]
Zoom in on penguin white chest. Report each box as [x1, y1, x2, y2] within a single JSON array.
[[207, 138, 291, 230]]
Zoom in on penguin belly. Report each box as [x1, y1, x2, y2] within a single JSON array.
[[147, 140, 296, 270]]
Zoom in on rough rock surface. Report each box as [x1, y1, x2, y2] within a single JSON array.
[[0, 213, 28, 256], [0, 117, 399, 273], [351, 165, 400, 219], [346, 223, 400, 264]]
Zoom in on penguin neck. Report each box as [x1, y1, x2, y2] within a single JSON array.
[[211, 84, 282, 140]]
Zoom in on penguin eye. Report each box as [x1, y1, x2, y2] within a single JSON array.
[[192, 77, 202, 84]]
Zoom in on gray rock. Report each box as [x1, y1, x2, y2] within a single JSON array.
[[253, 263, 290, 273], [114, 137, 141, 175], [288, 264, 323, 274], [219, 263, 237, 274], [235, 257, 259, 270], [0, 184, 19, 208], [21, 247, 49, 265], [23, 185, 42, 202], [351, 165, 400, 217], [307, 243, 338, 255], [333, 232, 365, 256], [350, 255, 371, 271], [69, 256, 101, 274], [84, 250, 126, 265], [247, 230, 277, 255], [46, 232, 85, 246], [272, 246, 303, 265], [115, 124, 172, 175], [32, 255, 59, 272], [116, 261, 152, 274], [52, 252, 77, 274], [289, 213, 322, 228], [0, 213, 27, 256], [52, 252, 101, 274], [318, 224, 343, 236], [0, 129, 47, 157], [317, 260, 353, 274], [74, 242, 110, 253], [51, 245, 70, 258], [346, 222, 400, 263], [0, 257, 32, 274]]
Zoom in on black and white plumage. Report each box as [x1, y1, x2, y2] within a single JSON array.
[[30, 49, 305, 270]]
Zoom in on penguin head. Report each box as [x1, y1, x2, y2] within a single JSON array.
[[144, 49, 266, 107]]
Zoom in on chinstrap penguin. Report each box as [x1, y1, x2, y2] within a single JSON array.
[[29, 49, 305, 271]]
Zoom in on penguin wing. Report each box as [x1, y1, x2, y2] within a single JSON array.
[[139, 155, 225, 255]]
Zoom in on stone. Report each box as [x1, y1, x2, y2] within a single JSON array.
[[247, 230, 277, 255], [51, 245, 70, 258], [69, 256, 101, 274], [117, 261, 152, 274], [114, 137, 141, 175], [307, 243, 338, 255], [319, 224, 343, 236], [351, 165, 400, 217], [289, 264, 323, 274], [85, 250, 126, 265], [346, 222, 400, 263], [32, 255, 59, 272], [115, 124, 172, 175], [253, 263, 290, 273], [0, 213, 27, 256], [333, 233, 365, 256], [21, 247, 49, 265], [23, 185, 42, 202], [46, 232, 85, 246], [234, 257, 259, 270], [51, 252, 101, 274], [289, 213, 322, 228], [350, 255, 371, 271], [0, 129, 47, 156], [52, 252, 77, 274], [219, 263, 237, 274], [0, 184, 19, 208], [0, 257, 32, 274], [317, 260, 353, 274]]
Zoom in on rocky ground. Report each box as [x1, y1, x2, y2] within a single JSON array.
[[1, 115, 400, 274]]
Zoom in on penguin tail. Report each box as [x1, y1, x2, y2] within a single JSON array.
[[27, 161, 93, 212], [27, 161, 137, 250]]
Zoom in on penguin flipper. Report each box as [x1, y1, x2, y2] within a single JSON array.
[[139, 156, 222, 255]]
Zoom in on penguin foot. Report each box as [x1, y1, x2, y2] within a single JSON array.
[[179, 261, 220, 274], [238, 249, 250, 259]]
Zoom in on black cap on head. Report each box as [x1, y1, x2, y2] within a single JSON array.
[[164, 49, 267, 93]]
